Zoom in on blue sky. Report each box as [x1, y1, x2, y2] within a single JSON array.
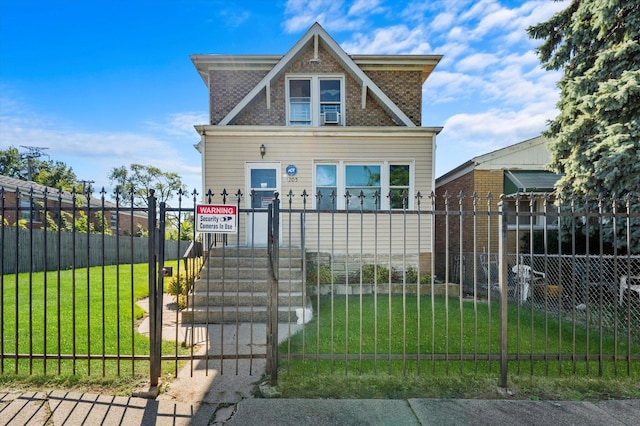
[[0, 0, 567, 196]]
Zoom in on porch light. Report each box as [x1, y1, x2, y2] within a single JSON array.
[[260, 144, 266, 158]]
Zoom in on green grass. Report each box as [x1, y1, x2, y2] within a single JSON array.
[[275, 295, 640, 399], [0, 261, 187, 389]]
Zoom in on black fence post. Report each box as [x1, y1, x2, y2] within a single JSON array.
[[266, 194, 280, 384], [498, 195, 509, 389], [147, 191, 160, 387]]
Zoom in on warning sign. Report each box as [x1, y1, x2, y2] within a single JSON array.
[[196, 204, 237, 233]]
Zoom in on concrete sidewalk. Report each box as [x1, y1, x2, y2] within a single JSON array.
[[2, 298, 638, 425], [2, 391, 639, 425]]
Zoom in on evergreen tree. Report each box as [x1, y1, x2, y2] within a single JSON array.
[[528, 0, 640, 253]]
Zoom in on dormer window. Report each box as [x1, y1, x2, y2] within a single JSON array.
[[287, 76, 343, 126]]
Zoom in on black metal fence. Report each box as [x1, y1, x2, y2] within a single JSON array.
[[2, 185, 639, 388], [0, 186, 192, 382]]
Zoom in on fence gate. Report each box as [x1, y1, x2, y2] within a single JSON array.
[[148, 193, 288, 386]]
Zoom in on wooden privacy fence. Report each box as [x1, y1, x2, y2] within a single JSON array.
[[1, 227, 190, 274]]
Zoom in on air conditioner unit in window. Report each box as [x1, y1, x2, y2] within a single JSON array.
[[322, 111, 340, 124]]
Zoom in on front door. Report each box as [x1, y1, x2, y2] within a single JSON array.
[[246, 163, 280, 246]]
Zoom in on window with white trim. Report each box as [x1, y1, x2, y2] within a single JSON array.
[[345, 165, 381, 210], [287, 76, 343, 126], [389, 164, 410, 209], [314, 162, 414, 210]]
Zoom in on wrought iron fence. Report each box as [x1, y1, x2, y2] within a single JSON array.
[[2, 184, 639, 387], [273, 191, 640, 384], [0, 186, 193, 381]]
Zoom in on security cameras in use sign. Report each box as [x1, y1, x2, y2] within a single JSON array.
[[196, 204, 237, 233]]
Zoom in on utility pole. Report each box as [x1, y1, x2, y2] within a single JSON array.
[[79, 179, 95, 196], [20, 146, 49, 181]]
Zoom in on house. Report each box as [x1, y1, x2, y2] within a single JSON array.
[[0, 174, 148, 235], [433, 135, 562, 284], [191, 23, 442, 269]]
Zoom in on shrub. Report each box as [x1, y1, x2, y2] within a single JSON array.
[[405, 266, 431, 284], [306, 263, 334, 285], [166, 269, 198, 310], [361, 264, 390, 283]]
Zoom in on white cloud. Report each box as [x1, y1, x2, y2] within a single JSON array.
[[348, 0, 384, 16], [429, 12, 455, 32], [0, 92, 203, 194], [341, 24, 428, 54], [143, 112, 209, 138], [435, 103, 558, 176], [283, 0, 365, 33], [460, 0, 501, 23], [456, 52, 499, 72], [424, 71, 485, 102]]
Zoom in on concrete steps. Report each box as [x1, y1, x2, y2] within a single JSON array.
[[182, 246, 311, 324]]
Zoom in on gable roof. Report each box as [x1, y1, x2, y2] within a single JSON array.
[[436, 136, 556, 186], [191, 22, 442, 127]]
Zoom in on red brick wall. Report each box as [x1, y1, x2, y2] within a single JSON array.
[[434, 169, 503, 281], [209, 70, 268, 124]]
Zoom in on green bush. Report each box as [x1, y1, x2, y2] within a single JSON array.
[[306, 264, 334, 285], [405, 266, 431, 284], [307, 262, 431, 285], [361, 264, 390, 283], [166, 270, 197, 310]]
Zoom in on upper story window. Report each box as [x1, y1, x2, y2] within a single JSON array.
[[287, 76, 344, 126], [289, 80, 311, 125]]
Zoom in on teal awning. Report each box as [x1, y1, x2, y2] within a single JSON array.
[[504, 170, 562, 195]]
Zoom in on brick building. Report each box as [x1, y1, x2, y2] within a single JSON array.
[[0, 175, 148, 236], [434, 136, 562, 284]]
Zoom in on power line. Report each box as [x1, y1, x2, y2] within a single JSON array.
[[19, 146, 49, 181]]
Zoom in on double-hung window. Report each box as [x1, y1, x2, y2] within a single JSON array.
[[288, 80, 311, 126], [287, 76, 343, 126], [389, 165, 410, 209], [315, 164, 337, 210], [314, 162, 414, 210]]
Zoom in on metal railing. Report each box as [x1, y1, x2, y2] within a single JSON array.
[[272, 191, 640, 385], [2, 185, 639, 388]]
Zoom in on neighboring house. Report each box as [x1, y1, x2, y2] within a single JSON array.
[[191, 23, 442, 267], [0, 175, 148, 235], [434, 135, 562, 282]]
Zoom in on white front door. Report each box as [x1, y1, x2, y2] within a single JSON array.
[[246, 163, 280, 246]]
